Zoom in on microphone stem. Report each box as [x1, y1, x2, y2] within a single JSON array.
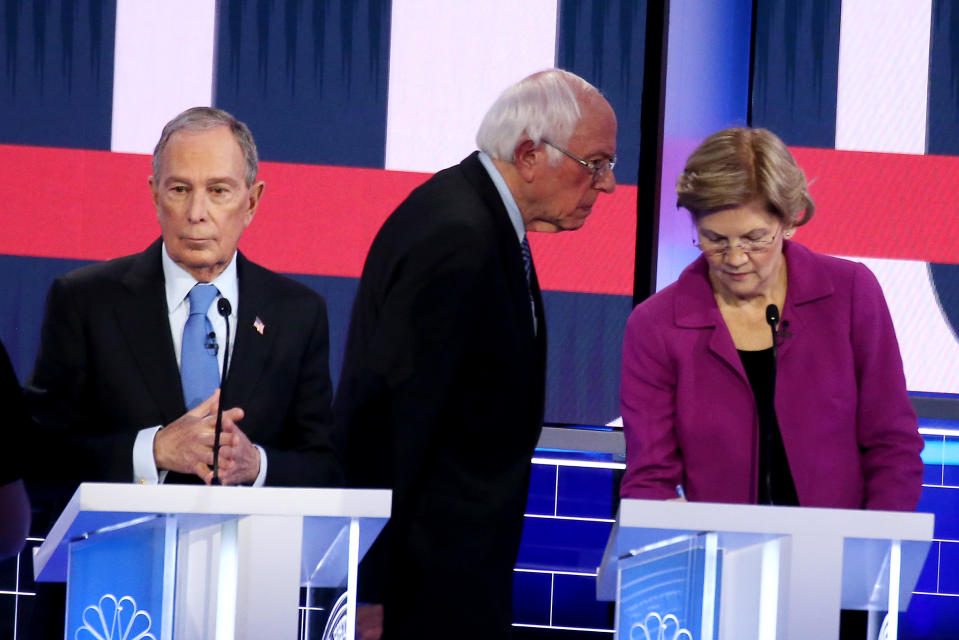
[[211, 313, 231, 485]]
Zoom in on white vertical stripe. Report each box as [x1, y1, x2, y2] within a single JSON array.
[[111, 0, 217, 155], [385, 0, 558, 173], [835, 0, 932, 154], [849, 256, 959, 394]]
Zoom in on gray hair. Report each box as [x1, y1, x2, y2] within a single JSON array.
[[152, 107, 259, 186], [676, 127, 815, 227], [476, 69, 599, 166]]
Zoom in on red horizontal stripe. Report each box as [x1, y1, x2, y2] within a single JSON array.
[[0, 144, 636, 295], [789, 147, 959, 264]]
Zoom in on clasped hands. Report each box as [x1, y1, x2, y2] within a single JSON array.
[[153, 389, 260, 485]]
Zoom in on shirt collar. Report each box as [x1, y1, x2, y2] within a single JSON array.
[[162, 244, 239, 314], [478, 151, 526, 244]]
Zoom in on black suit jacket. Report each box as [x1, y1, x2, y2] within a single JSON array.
[[334, 152, 547, 638], [26, 239, 340, 502]]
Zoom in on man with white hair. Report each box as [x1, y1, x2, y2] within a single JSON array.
[[335, 69, 617, 639]]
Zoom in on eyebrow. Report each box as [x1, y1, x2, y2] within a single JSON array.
[[163, 175, 242, 187], [699, 226, 771, 238]]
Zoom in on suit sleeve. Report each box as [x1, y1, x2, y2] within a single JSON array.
[[25, 276, 143, 486], [258, 295, 342, 487], [851, 263, 924, 511], [619, 302, 685, 500]]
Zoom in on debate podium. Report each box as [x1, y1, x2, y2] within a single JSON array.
[[33, 483, 391, 640], [597, 499, 934, 640]]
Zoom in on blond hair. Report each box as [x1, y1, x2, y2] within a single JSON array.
[[676, 127, 814, 226]]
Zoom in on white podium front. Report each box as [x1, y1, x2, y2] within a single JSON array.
[[33, 483, 390, 640], [597, 499, 934, 640]]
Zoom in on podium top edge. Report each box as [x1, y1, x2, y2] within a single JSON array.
[[617, 498, 934, 541], [69, 483, 392, 518]]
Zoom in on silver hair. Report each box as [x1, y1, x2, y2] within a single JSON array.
[[152, 107, 259, 186], [476, 69, 599, 166]]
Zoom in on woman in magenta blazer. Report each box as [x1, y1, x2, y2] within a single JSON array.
[[620, 127, 923, 511]]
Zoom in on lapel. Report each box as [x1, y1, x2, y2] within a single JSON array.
[[673, 255, 748, 383], [459, 152, 537, 342], [221, 253, 280, 408], [114, 239, 186, 422], [778, 241, 834, 359]]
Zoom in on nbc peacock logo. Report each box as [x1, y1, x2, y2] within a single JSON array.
[[629, 611, 694, 640], [75, 594, 155, 640]]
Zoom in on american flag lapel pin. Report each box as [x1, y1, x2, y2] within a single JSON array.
[[253, 316, 265, 335]]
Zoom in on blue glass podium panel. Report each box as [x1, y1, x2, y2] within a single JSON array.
[[617, 534, 721, 640], [66, 515, 175, 640]]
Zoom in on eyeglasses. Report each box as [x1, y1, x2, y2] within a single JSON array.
[[694, 224, 782, 256], [542, 140, 616, 183]]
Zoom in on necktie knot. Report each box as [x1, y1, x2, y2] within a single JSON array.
[[188, 284, 219, 317]]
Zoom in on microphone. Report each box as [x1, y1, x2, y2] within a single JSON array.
[[211, 297, 232, 486], [205, 331, 218, 355], [763, 304, 779, 504]]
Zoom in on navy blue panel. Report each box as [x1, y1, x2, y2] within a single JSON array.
[[0, 554, 16, 592], [750, 0, 840, 148], [557, 0, 646, 186], [214, 0, 391, 168], [901, 593, 959, 640], [0, 254, 357, 390], [516, 516, 611, 573], [929, 266, 959, 357], [542, 291, 632, 426], [512, 571, 552, 626], [0, 254, 95, 382], [283, 272, 358, 388], [526, 463, 558, 517], [914, 541, 940, 594], [917, 486, 959, 540], [940, 541, 959, 596], [924, 460, 943, 486], [556, 466, 613, 519], [552, 574, 611, 629], [0, 0, 114, 149], [943, 458, 959, 487], [928, 1, 959, 156]]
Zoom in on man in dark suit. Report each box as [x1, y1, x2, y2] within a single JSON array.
[[334, 69, 617, 639], [27, 106, 340, 495]]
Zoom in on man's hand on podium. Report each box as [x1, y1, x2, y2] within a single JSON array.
[[153, 390, 247, 484], [356, 603, 383, 640]]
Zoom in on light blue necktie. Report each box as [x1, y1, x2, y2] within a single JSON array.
[[180, 284, 220, 410]]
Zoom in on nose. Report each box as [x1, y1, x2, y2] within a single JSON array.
[[595, 168, 616, 194], [186, 193, 207, 222], [723, 245, 750, 266]]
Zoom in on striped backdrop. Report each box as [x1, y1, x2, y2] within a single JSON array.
[[0, 0, 648, 425], [752, 0, 959, 395]]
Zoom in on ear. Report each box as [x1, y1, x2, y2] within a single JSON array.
[[783, 226, 796, 239], [244, 180, 266, 226], [513, 138, 541, 183], [148, 176, 160, 209]]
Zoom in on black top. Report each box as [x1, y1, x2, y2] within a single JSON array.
[[0, 340, 26, 486], [738, 348, 799, 506]]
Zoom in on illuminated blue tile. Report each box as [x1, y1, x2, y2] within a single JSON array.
[[914, 541, 940, 593], [943, 458, 959, 487], [924, 461, 944, 486], [901, 592, 959, 640], [527, 464, 558, 516], [939, 542, 959, 596], [556, 466, 615, 519], [517, 516, 612, 573], [551, 573, 611, 629], [513, 571, 551, 626], [917, 487, 959, 540]]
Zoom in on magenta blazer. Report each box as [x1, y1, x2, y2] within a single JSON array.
[[620, 241, 923, 511]]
